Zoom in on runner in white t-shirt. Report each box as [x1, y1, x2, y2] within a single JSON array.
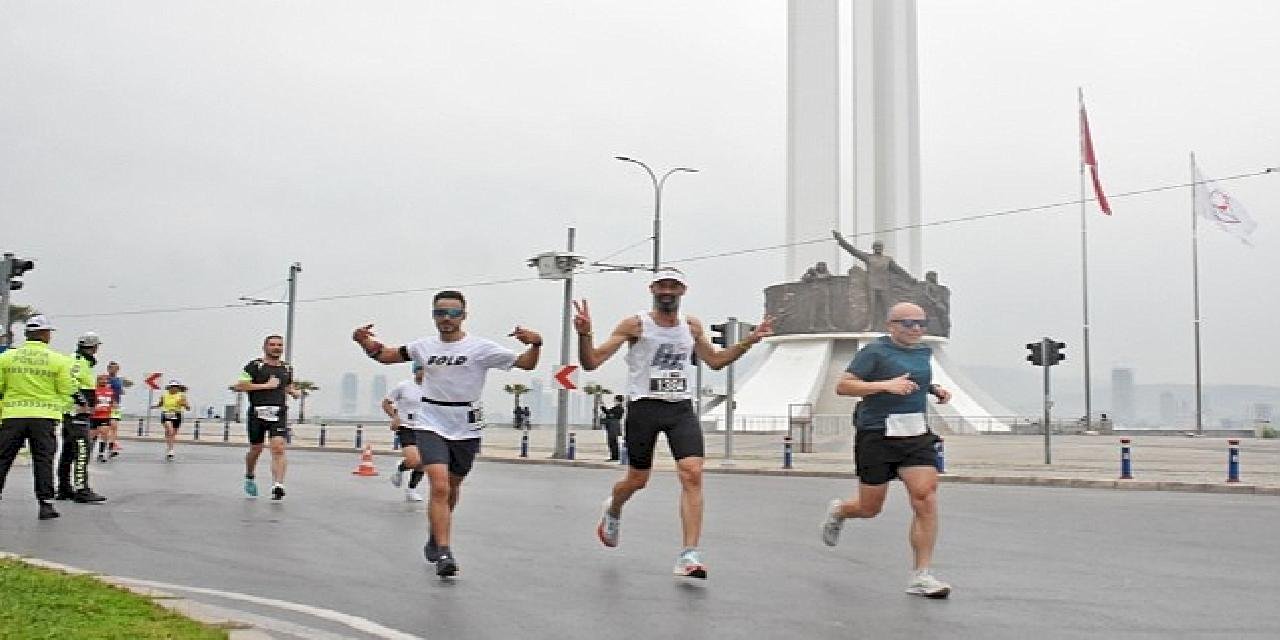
[[573, 268, 773, 579], [352, 289, 542, 578], [382, 363, 427, 502]]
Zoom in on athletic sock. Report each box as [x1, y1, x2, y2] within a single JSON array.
[[409, 470, 424, 489]]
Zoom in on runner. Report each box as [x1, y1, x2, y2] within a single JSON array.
[[383, 362, 427, 502], [155, 380, 190, 460], [234, 335, 299, 500], [573, 268, 773, 578], [99, 361, 125, 460], [351, 289, 542, 577], [57, 332, 106, 504], [91, 374, 116, 462]]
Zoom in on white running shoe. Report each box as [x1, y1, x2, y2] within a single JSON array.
[[390, 466, 405, 488], [905, 570, 952, 599], [165, 450, 175, 461], [596, 497, 620, 547], [405, 488, 424, 502], [673, 549, 707, 579], [821, 499, 845, 547]]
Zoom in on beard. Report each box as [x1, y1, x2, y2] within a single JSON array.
[[654, 294, 680, 313]]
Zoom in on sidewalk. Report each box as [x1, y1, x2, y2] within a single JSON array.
[[115, 421, 1280, 495]]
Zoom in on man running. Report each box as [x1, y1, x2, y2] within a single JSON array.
[[0, 315, 76, 520], [819, 302, 953, 598], [58, 332, 106, 504], [234, 335, 299, 500], [90, 374, 116, 462], [99, 361, 125, 460], [574, 268, 773, 578], [383, 362, 427, 502], [155, 380, 190, 460], [351, 290, 542, 577]]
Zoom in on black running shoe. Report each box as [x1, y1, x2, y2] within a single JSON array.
[[435, 552, 458, 577], [38, 502, 60, 520], [424, 535, 441, 563], [271, 483, 286, 501]]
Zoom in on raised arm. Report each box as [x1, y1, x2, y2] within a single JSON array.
[[508, 326, 544, 371], [832, 230, 868, 260], [690, 315, 775, 371], [573, 299, 639, 371], [351, 324, 410, 365]]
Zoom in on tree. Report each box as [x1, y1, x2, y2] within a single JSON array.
[[582, 383, 612, 430], [294, 380, 319, 423], [503, 383, 529, 427]]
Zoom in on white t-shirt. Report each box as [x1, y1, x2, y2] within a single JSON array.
[[405, 334, 517, 440], [386, 379, 425, 427]]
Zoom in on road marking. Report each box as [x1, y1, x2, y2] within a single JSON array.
[[111, 576, 423, 640]]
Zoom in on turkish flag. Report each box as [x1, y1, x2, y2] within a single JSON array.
[[1079, 95, 1112, 215]]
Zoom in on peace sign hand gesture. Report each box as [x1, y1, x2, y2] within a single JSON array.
[[572, 299, 593, 337]]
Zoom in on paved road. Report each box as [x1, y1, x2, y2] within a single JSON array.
[[2, 442, 1278, 639]]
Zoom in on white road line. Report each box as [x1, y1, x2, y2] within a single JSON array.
[[112, 576, 423, 640]]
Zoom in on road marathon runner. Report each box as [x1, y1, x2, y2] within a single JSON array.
[[0, 315, 76, 520], [97, 361, 125, 461], [58, 332, 107, 504], [234, 335, 299, 500], [574, 268, 773, 579], [352, 290, 542, 578], [382, 362, 427, 502], [155, 380, 191, 460], [90, 374, 116, 462], [820, 301, 953, 598]]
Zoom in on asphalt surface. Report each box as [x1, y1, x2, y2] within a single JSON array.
[[2, 441, 1278, 639]]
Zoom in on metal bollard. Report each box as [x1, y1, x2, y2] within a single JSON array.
[[1120, 438, 1133, 479], [783, 436, 793, 470], [222, 420, 230, 442], [355, 424, 363, 449], [934, 436, 946, 474], [567, 433, 576, 460], [137, 418, 144, 437], [318, 423, 327, 447], [519, 428, 529, 458], [285, 427, 292, 445], [619, 438, 629, 466], [1227, 439, 1241, 483], [193, 420, 201, 441]]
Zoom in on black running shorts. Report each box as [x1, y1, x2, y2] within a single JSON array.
[[89, 417, 111, 428], [624, 399, 704, 470], [853, 430, 939, 485], [415, 429, 480, 477], [160, 411, 182, 429], [396, 427, 418, 447], [247, 406, 289, 445]]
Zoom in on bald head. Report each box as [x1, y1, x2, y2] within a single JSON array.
[[885, 302, 927, 346], [888, 302, 925, 322]]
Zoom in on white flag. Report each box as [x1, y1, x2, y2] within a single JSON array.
[[1194, 164, 1258, 244]]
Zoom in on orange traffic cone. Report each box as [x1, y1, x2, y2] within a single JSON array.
[[352, 443, 379, 476]]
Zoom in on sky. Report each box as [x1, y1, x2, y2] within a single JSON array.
[[2, 0, 1277, 418]]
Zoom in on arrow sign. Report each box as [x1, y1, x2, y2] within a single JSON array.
[[553, 365, 578, 391], [144, 372, 163, 390]]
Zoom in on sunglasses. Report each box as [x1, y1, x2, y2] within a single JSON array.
[[432, 308, 465, 319], [891, 319, 928, 329]]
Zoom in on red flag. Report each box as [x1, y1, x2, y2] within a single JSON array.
[[1079, 95, 1112, 215]]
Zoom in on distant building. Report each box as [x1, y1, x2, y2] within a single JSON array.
[[1159, 391, 1178, 425], [1111, 367, 1135, 425], [528, 379, 546, 426], [340, 373, 358, 416], [370, 374, 388, 416]]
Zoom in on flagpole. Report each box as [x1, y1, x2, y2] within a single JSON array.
[[1077, 88, 1093, 431], [1190, 151, 1204, 435]]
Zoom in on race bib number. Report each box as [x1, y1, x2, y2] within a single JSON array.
[[254, 406, 282, 422], [649, 371, 689, 395], [161, 411, 180, 421], [885, 412, 927, 437]]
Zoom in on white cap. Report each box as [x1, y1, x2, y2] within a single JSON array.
[[24, 315, 55, 331], [77, 331, 102, 347], [649, 267, 687, 287], [166, 379, 184, 388]]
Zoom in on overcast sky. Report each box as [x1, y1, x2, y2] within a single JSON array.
[[2, 0, 1276, 416]]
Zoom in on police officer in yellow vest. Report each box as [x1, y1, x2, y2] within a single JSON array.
[[0, 315, 76, 520], [56, 331, 107, 503]]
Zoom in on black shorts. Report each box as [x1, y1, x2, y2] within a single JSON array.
[[247, 406, 289, 445], [396, 427, 418, 447], [853, 430, 939, 485], [160, 412, 182, 429], [415, 430, 480, 477], [624, 399, 704, 470], [90, 417, 111, 428]]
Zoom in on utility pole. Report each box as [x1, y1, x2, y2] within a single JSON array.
[[285, 262, 301, 364], [722, 318, 739, 467]]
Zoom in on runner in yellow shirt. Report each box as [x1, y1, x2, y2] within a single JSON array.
[[155, 381, 191, 460]]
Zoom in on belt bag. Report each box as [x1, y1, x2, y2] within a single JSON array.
[[423, 398, 482, 424]]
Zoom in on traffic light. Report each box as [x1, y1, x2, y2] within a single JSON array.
[[710, 323, 729, 347], [1046, 341, 1066, 365], [737, 322, 757, 339], [1026, 342, 1044, 366], [4, 256, 34, 291]]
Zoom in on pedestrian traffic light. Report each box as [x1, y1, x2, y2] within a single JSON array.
[[710, 323, 729, 347], [4, 256, 34, 291], [1046, 341, 1066, 365], [1026, 342, 1044, 366]]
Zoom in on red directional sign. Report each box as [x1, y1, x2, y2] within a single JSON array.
[[553, 365, 578, 391], [144, 372, 163, 390]]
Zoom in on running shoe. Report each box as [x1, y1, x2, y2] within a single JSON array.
[[435, 551, 458, 577], [243, 477, 258, 497], [597, 497, 620, 547], [165, 450, 175, 461], [673, 549, 707, 579], [97, 454, 107, 463], [271, 483, 286, 501], [423, 535, 441, 563], [390, 466, 405, 488], [821, 499, 845, 547], [905, 570, 952, 599], [405, 488, 424, 502], [110, 447, 120, 458]]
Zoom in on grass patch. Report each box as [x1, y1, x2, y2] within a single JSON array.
[[0, 558, 228, 639]]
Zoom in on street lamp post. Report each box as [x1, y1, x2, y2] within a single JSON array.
[[615, 157, 698, 271]]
